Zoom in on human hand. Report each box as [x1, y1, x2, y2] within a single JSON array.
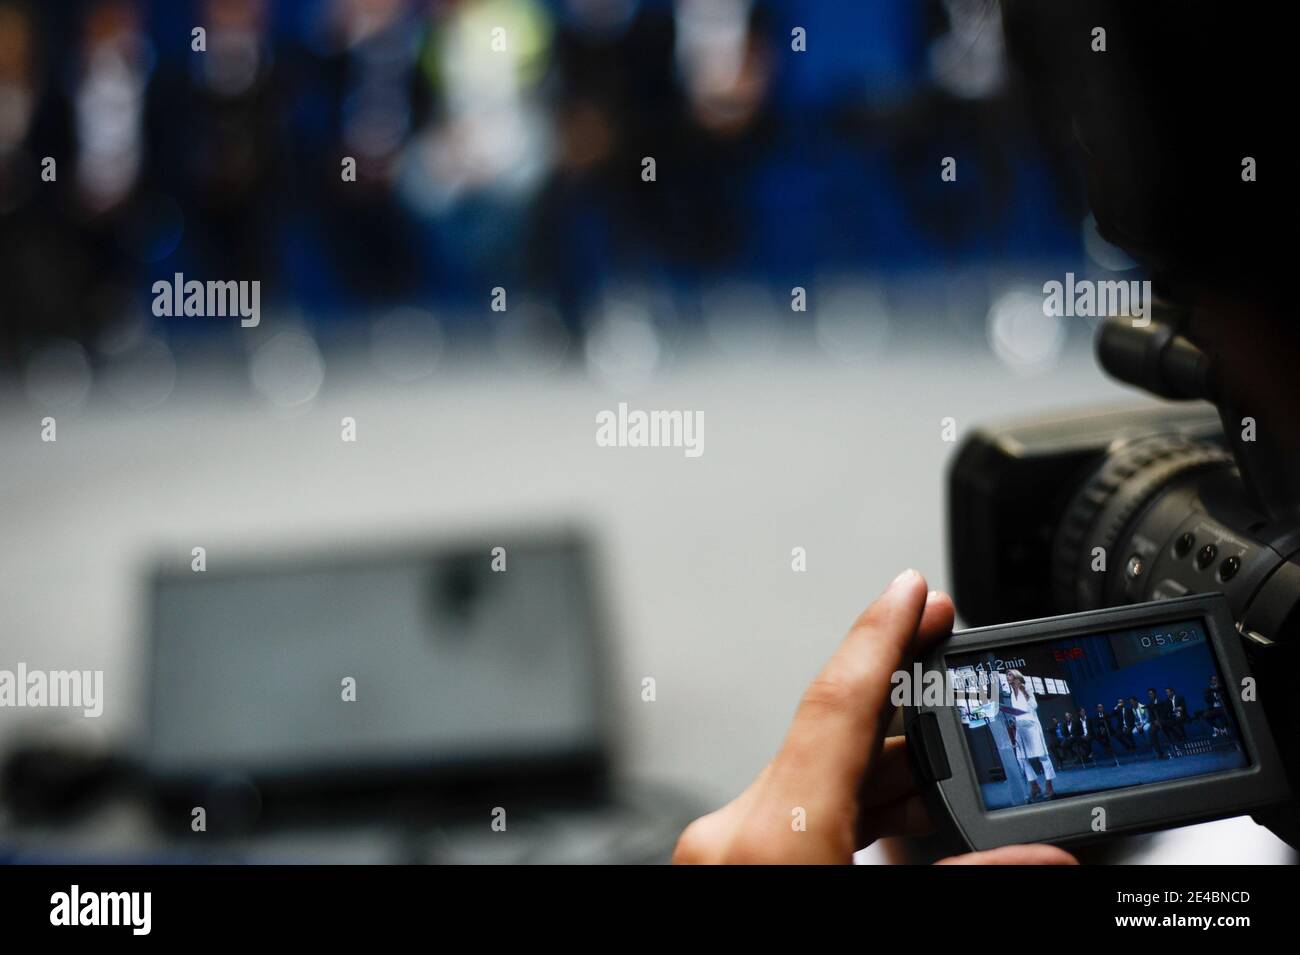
[[672, 569, 1078, 865]]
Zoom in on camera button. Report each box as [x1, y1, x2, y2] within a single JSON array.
[[1174, 532, 1196, 557], [1195, 543, 1218, 570], [1218, 555, 1241, 581]]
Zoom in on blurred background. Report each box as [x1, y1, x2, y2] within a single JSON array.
[[0, 0, 1291, 862]]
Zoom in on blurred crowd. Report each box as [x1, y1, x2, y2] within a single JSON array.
[[0, 0, 1085, 383]]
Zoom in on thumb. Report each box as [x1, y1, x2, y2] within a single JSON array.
[[937, 844, 1078, 865]]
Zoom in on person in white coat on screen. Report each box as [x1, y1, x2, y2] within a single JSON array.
[[999, 669, 1057, 802]]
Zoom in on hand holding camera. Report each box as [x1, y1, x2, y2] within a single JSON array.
[[673, 570, 1077, 865]]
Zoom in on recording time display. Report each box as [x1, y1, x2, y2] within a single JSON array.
[[1111, 619, 1207, 669], [1138, 629, 1196, 649]]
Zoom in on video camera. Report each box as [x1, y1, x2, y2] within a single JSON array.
[[927, 301, 1300, 848]]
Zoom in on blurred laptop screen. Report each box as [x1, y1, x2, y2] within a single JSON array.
[[143, 536, 604, 778]]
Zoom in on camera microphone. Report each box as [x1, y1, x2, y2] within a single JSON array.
[[1095, 307, 1212, 403]]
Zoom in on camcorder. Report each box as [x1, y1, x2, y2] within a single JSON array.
[[906, 304, 1300, 851]]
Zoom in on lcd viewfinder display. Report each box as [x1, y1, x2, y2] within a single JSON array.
[[945, 619, 1249, 811]]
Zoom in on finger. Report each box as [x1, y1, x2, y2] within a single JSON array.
[[774, 570, 930, 799], [913, 589, 956, 657], [857, 794, 934, 845], [837, 569, 932, 697], [936, 844, 1079, 865], [859, 736, 918, 808], [859, 597, 956, 807], [841, 576, 952, 718]]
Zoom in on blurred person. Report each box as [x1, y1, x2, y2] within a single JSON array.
[[397, 0, 554, 306], [525, 0, 780, 336], [0, 0, 47, 368], [289, 0, 431, 309], [0, 0, 152, 369], [73, 0, 148, 214], [524, 0, 680, 335], [178, 0, 284, 285], [0, 2, 36, 195], [672, 570, 1076, 864], [662, 0, 777, 273]]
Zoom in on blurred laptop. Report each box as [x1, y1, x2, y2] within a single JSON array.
[[138, 530, 690, 863]]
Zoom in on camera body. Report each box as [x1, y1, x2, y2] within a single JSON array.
[[949, 403, 1300, 636]]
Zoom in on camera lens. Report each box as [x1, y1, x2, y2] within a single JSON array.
[[1218, 555, 1241, 581], [1050, 435, 1233, 612], [1195, 543, 1218, 570], [1174, 532, 1195, 557]]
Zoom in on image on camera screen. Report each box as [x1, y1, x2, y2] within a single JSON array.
[[945, 619, 1248, 811]]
